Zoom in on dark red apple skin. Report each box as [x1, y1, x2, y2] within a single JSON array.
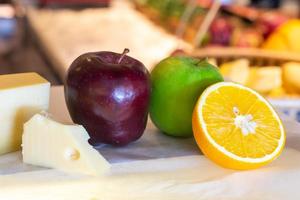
[[257, 12, 288, 38], [64, 51, 151, 146], [209, 17, 233, 46]]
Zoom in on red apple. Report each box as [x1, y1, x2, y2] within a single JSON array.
[[209, 17, 233, 46], [257, 12, 288, 38], [64, 49, 151, 146]]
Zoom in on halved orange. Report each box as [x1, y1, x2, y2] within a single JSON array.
[[192, 82, 285, 170]]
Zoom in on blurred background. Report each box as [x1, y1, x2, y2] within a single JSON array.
[[1, 0, 300, 119]]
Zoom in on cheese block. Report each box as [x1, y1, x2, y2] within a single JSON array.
[[0, 72, 50, 155], [247, 66, 282, 94], [219, 59, 250, 85], [22, 114, 110, 176], [282, 62, 300, 93]]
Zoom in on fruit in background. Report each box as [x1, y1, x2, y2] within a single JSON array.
[[282, 62, 300, 93], [196, 0, 213, 8], [65, 49, 151, 146], [231, 28, 263, 48], [192, 82, 285, 170], [256, 12, 288, 38], [162, 0, 185, 18], [209, 17, 233, 46], [147, 0, 169, 14], [246, 66, 282, 94], [220, 59, 250, 85], [263, 20, 300, 52], [150, 57, 223, 137]]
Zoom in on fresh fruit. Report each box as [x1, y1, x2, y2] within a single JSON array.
[[282, 62, 300, 93], [219, 59, 250, 85], [192, 82, 285, 170], [65, 49, 151, 146], [246, 66, 282, 94], [150, 57, 223, 137], [256, 12, 288, 38], [231, 28, 263, 48], [263, 19, 300, 52], [209, 17, 233, 46]]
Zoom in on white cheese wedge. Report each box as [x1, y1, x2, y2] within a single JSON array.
[[0, 72, 50, 155], [22, 114, 110, 176]]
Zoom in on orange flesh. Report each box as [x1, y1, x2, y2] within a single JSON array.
[[202, 86, 281, 159]]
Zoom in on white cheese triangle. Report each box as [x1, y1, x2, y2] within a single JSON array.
[[22, 114, 110, 176]]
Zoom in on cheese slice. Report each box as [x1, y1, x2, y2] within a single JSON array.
[[22, 114, 110, 176], [0, 72, 50, 155]]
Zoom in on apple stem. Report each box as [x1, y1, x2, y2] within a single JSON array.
[[196, 57, 208, 65], [118, 48, 130, 64]]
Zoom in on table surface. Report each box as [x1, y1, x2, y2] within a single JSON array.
[[0, 86, 300, 200]]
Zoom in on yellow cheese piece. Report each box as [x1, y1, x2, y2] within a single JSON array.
[[220, 59, 250, 85], [0, 73, 50, 155], [282, 62, 300, 94], [22, 114, 110, 176], [268, 86, 287, 98], [247, 66, 282, 94]]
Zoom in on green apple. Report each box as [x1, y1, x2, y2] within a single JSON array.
[[150, 57, 223, 137]]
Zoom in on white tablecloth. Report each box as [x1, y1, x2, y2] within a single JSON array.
[[0, 86, 300, 200]]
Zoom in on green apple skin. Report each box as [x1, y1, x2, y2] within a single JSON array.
[[150, 57, 224, 137]]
